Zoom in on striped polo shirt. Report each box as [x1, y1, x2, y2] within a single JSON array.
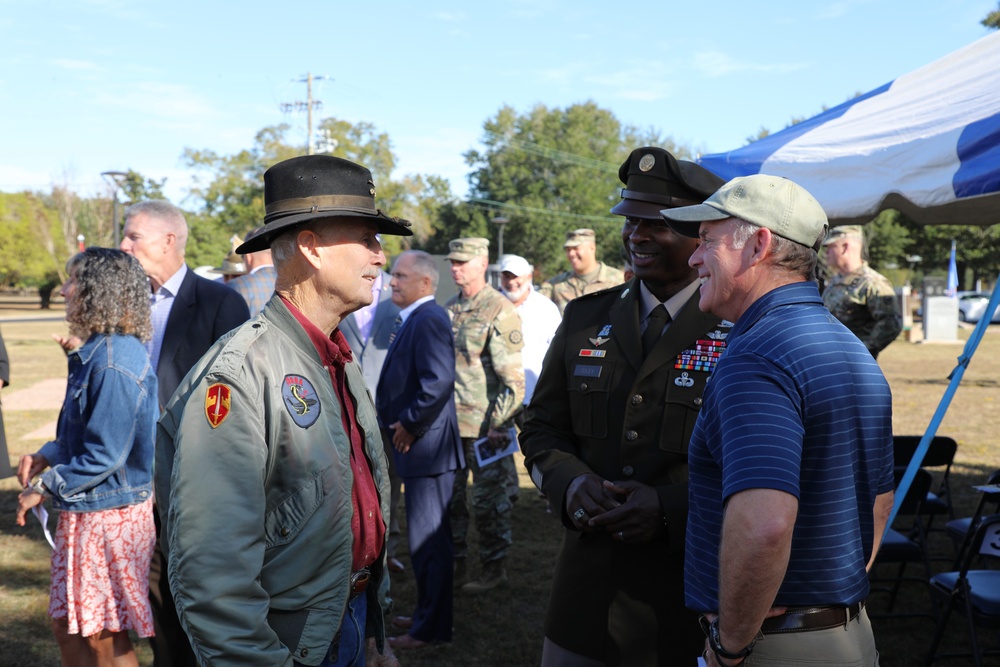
[[684, 281, 895, 612]]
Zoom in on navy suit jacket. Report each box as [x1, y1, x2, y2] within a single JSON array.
[[375, 300, 464, 478], [342, 272, 399, 403], [157, 269, 249, 406]]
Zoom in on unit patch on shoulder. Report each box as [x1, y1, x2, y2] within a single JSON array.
[[509, 330, 523, 345], [282, 374, 321, 428], [205, 383, 232, 428]]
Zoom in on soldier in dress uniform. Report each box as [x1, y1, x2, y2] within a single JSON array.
[[521, 147, 728, 666]]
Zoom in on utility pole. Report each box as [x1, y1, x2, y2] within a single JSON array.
[[101, 171, 128, 248], [280, 72, 329, 155]]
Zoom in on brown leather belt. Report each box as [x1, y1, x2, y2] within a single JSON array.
[[760, 601, 864, 634], [349, 568, 371, 599]]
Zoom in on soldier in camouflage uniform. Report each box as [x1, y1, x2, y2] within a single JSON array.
[[822, 225, 903, 358], [538, 229, 625, 314], [445, 237, 526, 593]]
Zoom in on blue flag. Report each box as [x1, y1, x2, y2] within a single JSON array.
[[946, 240, 958, 297]]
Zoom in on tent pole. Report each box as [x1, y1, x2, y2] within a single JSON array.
[[887, 276, 1000, 528]]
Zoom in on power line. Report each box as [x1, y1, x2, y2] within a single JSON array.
[[280, 73, 330, 155], [467, 197, 616, 224], [484, 132, 620, 173]]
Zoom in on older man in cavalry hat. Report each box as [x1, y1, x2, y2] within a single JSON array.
[[521, 147, 730, 665], [156, 154, 409, 667]]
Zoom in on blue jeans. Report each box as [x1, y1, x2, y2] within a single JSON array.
[[295, 594, 367, 667]]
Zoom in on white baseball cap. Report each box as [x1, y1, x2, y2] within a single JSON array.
[[498, 254, 533, 277]]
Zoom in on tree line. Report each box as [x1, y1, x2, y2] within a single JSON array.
[[2, 100, 999, 293]]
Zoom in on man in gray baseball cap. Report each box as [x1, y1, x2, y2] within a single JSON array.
[[662, 174, 893, 667]]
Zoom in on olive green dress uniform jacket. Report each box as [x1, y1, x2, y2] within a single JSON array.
[[155, 295, 391, 667], [521, 279, 729, 664]]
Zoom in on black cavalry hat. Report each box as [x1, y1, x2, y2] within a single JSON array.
[[610, 147, 725, 219], [237, 155, 412, 253]]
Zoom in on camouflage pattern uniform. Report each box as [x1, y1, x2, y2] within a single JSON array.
[[446, 271, 525, 569], [823, 262, 902, 358], [538, 262, 625, 315]]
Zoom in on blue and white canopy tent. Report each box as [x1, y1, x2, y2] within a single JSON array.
[[696, 31, 1000, 525]]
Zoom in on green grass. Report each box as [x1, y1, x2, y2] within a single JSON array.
[[3, 314, 1000, 665]]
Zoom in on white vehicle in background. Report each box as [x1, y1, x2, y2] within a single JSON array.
[[956, 291, 1000, 323]]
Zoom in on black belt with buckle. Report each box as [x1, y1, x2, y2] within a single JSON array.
[[349, 568, 371, 599], [760, 601, 864, 634]]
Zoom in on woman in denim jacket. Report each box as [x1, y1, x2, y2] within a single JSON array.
[[16, 247, 158, 667]]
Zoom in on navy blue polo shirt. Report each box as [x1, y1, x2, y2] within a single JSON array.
[[685, 282, 895, 612]]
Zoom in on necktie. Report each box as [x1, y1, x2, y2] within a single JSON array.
[[641, 304, 670, 356], [388, 314, 403, 344]]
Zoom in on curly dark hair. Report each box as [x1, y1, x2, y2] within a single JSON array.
[[65, 248, 152, 342]]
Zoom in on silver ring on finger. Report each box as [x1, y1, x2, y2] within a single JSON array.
[[573, 508, 587, 521]]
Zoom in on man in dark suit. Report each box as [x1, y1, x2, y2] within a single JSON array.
[[376, 250, 464, 651], [120, 199, 249, 667], [342, 267, 405, 572], [520, 148, 728, 666]]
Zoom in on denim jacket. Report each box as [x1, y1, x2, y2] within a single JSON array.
[[39, 333, 158, 512]]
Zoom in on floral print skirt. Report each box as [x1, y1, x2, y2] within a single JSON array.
[[49, 497, 156, 638]]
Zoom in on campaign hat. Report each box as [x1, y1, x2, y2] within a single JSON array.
[[210, 252, 247, 276], [237, 155, 411, 253]]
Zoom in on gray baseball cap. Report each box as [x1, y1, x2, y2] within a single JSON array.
[[661, 174, 828, 250]]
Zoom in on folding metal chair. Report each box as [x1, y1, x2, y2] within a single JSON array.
[[925, 514, 1000, 666], [946, 470, 1000, 566], [893, 435, 959, 533], [870, 467, 936, 620]]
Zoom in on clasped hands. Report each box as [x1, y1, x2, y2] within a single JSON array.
[[565, 473, 662, 544]]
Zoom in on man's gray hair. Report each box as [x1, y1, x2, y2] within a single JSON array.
[[125, 200, 188, 249], [730, 218, 818, 281], [398, 250, 439, 291]]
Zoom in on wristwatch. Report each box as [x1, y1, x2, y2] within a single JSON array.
[[707, 617, 755, 663]]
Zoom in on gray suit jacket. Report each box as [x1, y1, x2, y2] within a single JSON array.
[[341, 271, 400, 403]]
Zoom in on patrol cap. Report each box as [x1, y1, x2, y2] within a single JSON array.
[[610, 147, 726, 219], [446, 237, 490, 261], [661, 174, 829, 251], [822, 225, 865, 246], [498, 254, 533, 277], [563, 229, 596, 248], [210, 251, 247, 276]]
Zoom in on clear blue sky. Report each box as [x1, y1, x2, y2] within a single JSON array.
[[1, 0, 995, 206]]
